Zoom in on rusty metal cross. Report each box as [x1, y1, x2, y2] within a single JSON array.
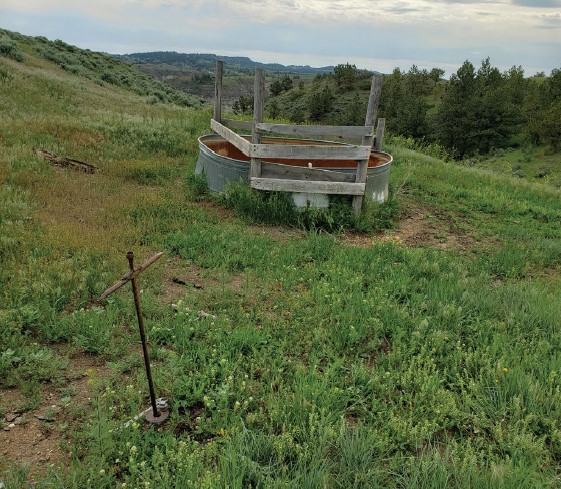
[[96, 251, 169, 424]]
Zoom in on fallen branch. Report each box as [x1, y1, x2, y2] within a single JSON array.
[[34, 148, 97, 174]]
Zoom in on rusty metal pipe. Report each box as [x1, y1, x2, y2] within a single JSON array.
[[127, 251, 160, 419]]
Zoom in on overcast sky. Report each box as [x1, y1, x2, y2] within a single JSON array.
[[1, 0, 560, 75]]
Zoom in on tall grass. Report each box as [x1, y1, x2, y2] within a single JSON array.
[[220, 181, 400, 233]]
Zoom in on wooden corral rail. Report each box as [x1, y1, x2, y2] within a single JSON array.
[[211, 60, 386, 215]]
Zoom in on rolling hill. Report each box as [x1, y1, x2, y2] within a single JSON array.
[[116, 51, 336, 74]]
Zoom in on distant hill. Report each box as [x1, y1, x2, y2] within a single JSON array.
[[0, 28, 205, 108], [116, 51, 335, 75]]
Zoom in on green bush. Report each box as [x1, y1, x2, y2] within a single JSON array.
[[0, 39, 24, 62]]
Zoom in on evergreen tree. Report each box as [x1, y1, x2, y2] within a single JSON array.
[[527, 67, 561, 149], [333, 92, 365, 126], [270, 74, 293, 96], [334, 63, 358, 91], [308, 86, 334, 121], [436, 58, 522, 157], [436, 60, 477, 157], [270, 78, 284, 96], [267, 99, 280, 119], [380, 68, 430, 139], [429, 67, 445, 86]]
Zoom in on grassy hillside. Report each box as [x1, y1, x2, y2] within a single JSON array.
[[0, 29, 205, 108], [2, 33, 561, 488]]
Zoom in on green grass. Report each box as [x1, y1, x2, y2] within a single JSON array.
[[462, 146, 561, 188], [2, 32, 561, 488], [218, 182, 400, 233]]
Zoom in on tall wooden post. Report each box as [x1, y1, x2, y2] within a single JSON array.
[[214, 61, 223, 124], [250, 68, 265, 179], [352, 76, 383, 215], [374, 118, 386, 152]]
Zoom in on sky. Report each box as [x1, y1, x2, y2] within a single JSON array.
[[1, 0, 560, 76]]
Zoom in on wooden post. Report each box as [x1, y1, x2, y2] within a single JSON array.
[[250, 68, 265, 179], [352, 76, 383, 215], [374, 118, 386, 152], [214, 60, 223, 124]]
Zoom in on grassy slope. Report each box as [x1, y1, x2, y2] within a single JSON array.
[[463, 146, 561, 188], [2, 39, 561, 488], [0, 28, 205, 108]]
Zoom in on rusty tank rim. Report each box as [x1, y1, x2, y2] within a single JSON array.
[[197, 134, 393, 170]]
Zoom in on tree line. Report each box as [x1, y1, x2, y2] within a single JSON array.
[[385, 58, 560, 158], [261, 60, 561, 159]]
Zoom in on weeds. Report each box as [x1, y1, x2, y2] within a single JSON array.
[[220, 181, 400, 233]]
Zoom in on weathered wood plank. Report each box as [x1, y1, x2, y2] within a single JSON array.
[[261, 161, 356, 183], [374, 118, 386, 151], [213, 61, 223, 124], [354, 159, 369, 186], [252, 69, 265, 143], [250, 177, 365, 195], [364, 76, 384, 143], [251, 68, 266, 178], [211, 119, 252, 156], [223, 119, 253, 131], [34, 148, 97, 173], [255, 123, 374, 139], [251, 143, 370, 160], [353, 75, 384, 215]]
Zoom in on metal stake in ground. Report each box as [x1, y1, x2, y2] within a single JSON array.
[[96, 251, 169, 425]]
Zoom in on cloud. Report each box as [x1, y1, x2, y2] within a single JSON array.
[[381, 4, 429, 14], [512, 0, 561, 6], [1, 0, 560, 75], [537, 11, 561, 27], [434, 0, 503, 3]]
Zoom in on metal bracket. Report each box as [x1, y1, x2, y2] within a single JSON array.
[[145, 397, 170, 425], [123, 397, 170, 428]]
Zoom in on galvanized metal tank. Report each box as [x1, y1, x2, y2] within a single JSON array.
[[195, 134, 392, 206]]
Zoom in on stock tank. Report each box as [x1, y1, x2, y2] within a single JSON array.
[[195, 134, 392, 207]]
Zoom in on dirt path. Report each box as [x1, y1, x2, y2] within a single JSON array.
[[0, 353, 111, 480]]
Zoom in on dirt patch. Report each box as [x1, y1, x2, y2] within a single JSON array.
[[197, 199, 237, 222], [387, 206, 476, 250], [159, 256, 249, 306], [252, 224, 304, 243], [0, 352, 111, 480], [339, 231, 375, 248], [340, 204, 476, 250]]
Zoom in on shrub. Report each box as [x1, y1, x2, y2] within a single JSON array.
[[101, 71, 117, 84], [0, 40, 24, 62]]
